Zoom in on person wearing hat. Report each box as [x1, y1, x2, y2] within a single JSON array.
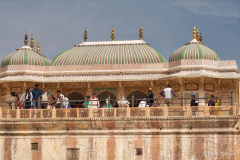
[[31, 84, 42, 109], [146, 88, 154, 107], [190, 93, 198, 116], [117, 96, 130, 107]]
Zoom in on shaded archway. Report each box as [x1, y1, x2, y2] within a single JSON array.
[[97, 90, 117, 107], [67, 91, 85, 106], [126, 90, 147, 107]]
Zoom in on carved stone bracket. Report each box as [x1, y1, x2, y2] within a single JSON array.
[[119, 81, 122, 87], [2, 83, 8, 88], [165, 80, 169, 86], [151, 81, 154, 87], [87, 82, 91, 88], [177, 78, 183, 85], [199, 77, 204, 84], [57, 83, 60, 89]]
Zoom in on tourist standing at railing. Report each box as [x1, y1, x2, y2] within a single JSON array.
[[41, 88, 50, 109], [56, 90, 64, 108], [152, 99, 160, 107], [20, 88, 33, 109], [90, 93, 99, 108], [214, 97, 221, 116], [90, 93, 99, 117], [16, 95, 21, 109], [139, 98, 147, 107], [146, 88, 154, 107], [86, 96, 90, 108], [117, 96, 130, 107], [9, 92, 16, 109], [31, 84, 42, 109], [190, 93, 198, 116], [48, 95, 57, 109], [208, 95, 215, 115], [63, 94, 69, 108], [159, 84, 178, 107]]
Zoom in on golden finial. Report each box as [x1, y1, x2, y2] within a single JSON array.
[[199, 32, 203, 43], [37, 39, 40, 52], [193, 25, 196, 39], [30, 35, 34, 49], [84, 27, 87, 42], [139, 25, 143, 40], [111, 26, 115, 41], [196, 28, 199, 41], [24, 31, 28, 46]]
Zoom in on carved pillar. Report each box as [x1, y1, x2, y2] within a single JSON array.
[[3, 83, 10, 100], [178, 78, 184, 105], [117, 81, 124, 100], [199, 78, 205, 105]]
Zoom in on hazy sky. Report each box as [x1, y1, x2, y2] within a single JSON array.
[[0, 0, 240, 65]]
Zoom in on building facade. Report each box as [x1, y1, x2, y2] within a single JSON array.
[[0, 26, 239, 108], [0, 26, 240, 160]]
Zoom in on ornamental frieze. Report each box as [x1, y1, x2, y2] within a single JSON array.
[[62, 82, 87, 88], [123, 81, 151, 87]]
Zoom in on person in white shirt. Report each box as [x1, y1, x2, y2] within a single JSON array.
[[117, 96, 130, 107], [138, 98, 147, 107], [63, 94, 69, 108], [20, 88, 33, 109], [41, 88, 50, 109], [90, 93, 99, 108], [56, 90, 64, 108], [160, 84, 178, 107]]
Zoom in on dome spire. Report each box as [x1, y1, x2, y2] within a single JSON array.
[[139, 25, 143, 40], [24, 31, 28, 46], [196, 28, 199, 41], [111, 26, 115, 41], [199, 32, 203, 43], [84, 27, 87, 42], [30, 35, 34, 49], [37, 39, 40, 52], [193, 25, 196, 39]]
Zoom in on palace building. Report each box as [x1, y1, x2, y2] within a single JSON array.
[[0, 26, 239, 159], [0, 26, 239, 107]]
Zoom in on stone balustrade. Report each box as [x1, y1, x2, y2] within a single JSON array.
[[0, 104, 237, 119]]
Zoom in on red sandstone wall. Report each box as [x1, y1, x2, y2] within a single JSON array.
[[0, 134, 239, 160], [0, 118, 239, 160]]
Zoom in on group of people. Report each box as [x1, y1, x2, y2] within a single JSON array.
[[138, 84, 178, 107], [9, 84, 71, 109], [190, 93, 222, 116], [8, 83, 223, 113]]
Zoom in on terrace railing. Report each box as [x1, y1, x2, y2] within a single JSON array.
[[0, 104, 237, 119]]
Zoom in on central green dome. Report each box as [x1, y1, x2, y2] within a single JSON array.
[[51, 40, 167, 66]]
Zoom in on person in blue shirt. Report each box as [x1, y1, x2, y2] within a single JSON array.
[[31, 84, 42, 109]]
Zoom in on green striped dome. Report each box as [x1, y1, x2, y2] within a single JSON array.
[[1, 47, 51, 67], [169, 42, 220, 62], [51, 40, 167, 66]]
